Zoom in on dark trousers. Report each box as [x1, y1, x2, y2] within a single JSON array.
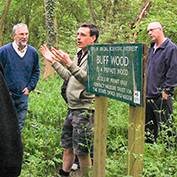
[[11, 94, 28, 132], [145, 96, 175, 144]]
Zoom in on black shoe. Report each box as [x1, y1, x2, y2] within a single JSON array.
[[59, 169, 70, 177]]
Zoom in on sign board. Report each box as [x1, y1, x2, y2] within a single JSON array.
[[87, 43, 144, 105]]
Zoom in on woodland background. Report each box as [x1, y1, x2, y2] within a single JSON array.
[[0, 0, 177, 176]]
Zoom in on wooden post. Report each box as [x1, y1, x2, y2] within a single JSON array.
[[128, 45, 147, 177], [128, 106, 145, 177], [93, 96, 108, 177]]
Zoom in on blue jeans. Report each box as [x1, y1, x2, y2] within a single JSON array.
[[11, 94, 28, 132]]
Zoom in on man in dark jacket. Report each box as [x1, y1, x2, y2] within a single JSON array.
[[145, 22, 177, 143], [0, 64, 23, 176]]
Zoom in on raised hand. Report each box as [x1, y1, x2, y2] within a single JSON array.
[[51, 47, 72, 66], [40, 44, 55, 63]]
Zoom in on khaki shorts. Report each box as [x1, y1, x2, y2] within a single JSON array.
[[61, 109, 94, 156]]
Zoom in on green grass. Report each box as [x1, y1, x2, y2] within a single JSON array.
[[20, 75, 177, 177]]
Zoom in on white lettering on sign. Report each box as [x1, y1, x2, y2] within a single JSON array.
[[120, 80, 127, 86], [93, 87, 98, 92], [109, 46, 123, 51], [92, 79, 133, 102], [111, 56, 129, 67], [96, 55, 109, 65], [116, 86, 126, 93], [96, 76, 110, 83], [100, 47, 109, 51], [122, 94, 132, 101], [124, 46, 138, 51], [110, 78, 120, 84], [117, 68, 128, 76], [103, 67, 117, 74], [98, 88, 107, 94], [88, 44, 143, 105], [93, 82, 104, 88], [104, 84, 116, 91], [116, 92, 123, 98], [107, 90, 116, 96], [126, 88, 132, 95]]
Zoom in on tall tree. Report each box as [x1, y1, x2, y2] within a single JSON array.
[[86, 0, 97, 24], [43, 0, 57, 79], [130, 0, 151, 42], [0, 0, 12, 46]]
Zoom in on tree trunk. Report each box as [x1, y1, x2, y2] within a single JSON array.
[[130, 0, 151, 42], [0, 0, 12, 46], [86, 0, 97, 25], [43, 0, 57, 79], [25, 1, 32, 26]]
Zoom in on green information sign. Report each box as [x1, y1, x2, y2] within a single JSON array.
[[87, 43, 144, 105]]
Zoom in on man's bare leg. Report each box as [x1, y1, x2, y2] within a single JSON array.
[[78, 154, 91, 177], [59, 148, 75, 176], [62, 148, 75, 172]]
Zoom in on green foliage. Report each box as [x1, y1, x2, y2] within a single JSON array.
[[107, 100, 128, 154], [18, 75, 177, 176], [21, 76, 66, 176], [137, 0, 177, 44], [143, 143, 177, 177], [1, 0, 177, 48], [106, 100, 129, 176], [1, 0, 177, 176], [106, 156, 127, 177]]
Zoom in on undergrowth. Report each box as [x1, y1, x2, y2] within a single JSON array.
[[20, 75, 177, 177]]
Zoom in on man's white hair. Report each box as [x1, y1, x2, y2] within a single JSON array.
[[12, 23, 28, 36], [147, 22, 163, 31]]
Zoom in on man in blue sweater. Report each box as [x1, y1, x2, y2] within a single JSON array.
[[0, 23, 40, 132], [145, 22, 177, 144]]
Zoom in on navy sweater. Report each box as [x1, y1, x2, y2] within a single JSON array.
[[0, 43, 40, 96], [147, 38, 177, 97]]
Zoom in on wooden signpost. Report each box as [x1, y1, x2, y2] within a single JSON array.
[[87, 44, 147, 177]]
